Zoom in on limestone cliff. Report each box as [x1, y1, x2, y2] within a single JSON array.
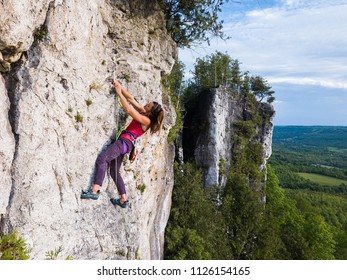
[[0, 0, 176, 259], [182, 87, 275, 188]]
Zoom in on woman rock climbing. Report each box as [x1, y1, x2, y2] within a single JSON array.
[[81, 80, 164, 208]]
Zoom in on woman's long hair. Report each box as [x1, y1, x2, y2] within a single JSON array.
[[146, 101, 164, 134]]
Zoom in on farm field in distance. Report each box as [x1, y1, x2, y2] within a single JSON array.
[[297, 172, 347, 186]]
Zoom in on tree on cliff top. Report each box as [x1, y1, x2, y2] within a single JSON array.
[[186, 51, 275, 103], [194, 51, 235, 88], [160, 0, 232, 48], [250, 76, 275, 103]]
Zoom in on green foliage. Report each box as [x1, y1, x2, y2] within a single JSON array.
[[221, 171, 264, 259], [165, 162, 229, 259], [249, 76, 275, 102], [187, 51, 275, 103], [85, 98, 93, 106], [252, 166, 288, 259], [254, 165, 337, 260], [162, 60, 185, 94], [162, 60, 185, 144], [303, 213, 335, 259], [45, 246, 63, 260], [219, 157, 226, 175], [264, 167, 308, 259], [269, 126, 347, 259], [74, 112, 83, 123], [193, 51, 234, 87], [286, 189, 347, 259], [124, 74, 131, 84], [136, 184, 146, 194], [244, 92, 264, 125], [270, 126, 347, 194], [218, 118, 267, 259], [160, 0, 230, 48], [33, 25, 48, 42], [0, 230, 31, 260], [45, 246, 73, 260], [233, 120, 256, 139], [165, 226, 213, 259], [230, 59, 243, 89], [231, 116, 265, 183], [166, 160, 341, 259], [115, 249, 126, 257]]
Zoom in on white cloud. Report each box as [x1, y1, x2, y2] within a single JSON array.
[[180, 1, 347, 91], [233, 2, 347, 88], [282, 0, 300, 6], [268, 77, 347, 90]]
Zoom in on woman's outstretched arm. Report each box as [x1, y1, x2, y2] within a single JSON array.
[[113, 81, 145, 113], [114, 85, 150, 126]]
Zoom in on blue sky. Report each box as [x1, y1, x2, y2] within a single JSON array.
[[179, 0, 347, 126]]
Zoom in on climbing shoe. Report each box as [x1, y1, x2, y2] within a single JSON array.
[[80, 189, 100, 200], [110, 198, 128, 209]]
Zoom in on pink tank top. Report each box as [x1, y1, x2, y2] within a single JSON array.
[[120, 119, 145, 142]]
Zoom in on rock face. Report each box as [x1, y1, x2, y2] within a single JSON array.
[[183, 87, 275, 188], [0, 76, 15, 213], [0, 0, 176, 260]]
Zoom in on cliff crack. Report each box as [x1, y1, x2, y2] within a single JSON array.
[[52, 166, 65, 210], [3, 63, 22, 216], [0, 60, 26, 234], [29, 1, 56, 68]]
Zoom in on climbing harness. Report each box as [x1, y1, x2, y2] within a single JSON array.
[[120, 130, 139, 163]]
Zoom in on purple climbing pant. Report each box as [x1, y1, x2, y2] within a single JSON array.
[[94, 138, 133, 195]]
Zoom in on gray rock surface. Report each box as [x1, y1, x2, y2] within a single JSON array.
[[194, 87, 275, 187], [0, 0, 176, 259]]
